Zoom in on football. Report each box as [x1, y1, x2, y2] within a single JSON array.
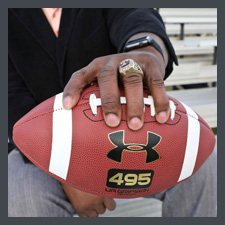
[[13, 85, 215, 198]]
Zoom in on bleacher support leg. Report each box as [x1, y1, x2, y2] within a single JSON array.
[[213, 46, 217, 65], [180, 23, 184, 40]]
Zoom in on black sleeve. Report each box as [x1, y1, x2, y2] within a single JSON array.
[[8, 56, 37, 152], [104, 8, 178, 79]]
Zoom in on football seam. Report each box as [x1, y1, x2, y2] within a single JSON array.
[[13, 102, 89, 129], [13, 90, 214, 197], [13, 102, 213, 134], [82, 89, 99, 100], [13, 107, 213, 196]]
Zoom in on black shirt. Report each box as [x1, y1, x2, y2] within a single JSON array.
[[8, 8, 178, 152]]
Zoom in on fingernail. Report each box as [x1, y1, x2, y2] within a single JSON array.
[[63, 96, 73, 109], [129, 117, 142, 130], [156, 111, 168, 123], [105, 113, 120, 127]]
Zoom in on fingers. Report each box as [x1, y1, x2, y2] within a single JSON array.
[[63, 68, 89, 109], [77, 210, 98, 217], [85, 198, 116, 217], [77, 202, 107, 217], [95, 202, 106, 214], [121, 72, 144, 130], [145, 71, 170, 123], [86, 210, 99, 217], [98, 64, 121, 127], [63, 53, 169, 129], [103, 197, 116, 211], [77, 212, 88, 217], [63, 59, 101, 110], [83, 199, 108, 217]]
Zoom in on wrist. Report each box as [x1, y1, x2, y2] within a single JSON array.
[[131, 44, 166, 67], [125, 32, 169, 68]]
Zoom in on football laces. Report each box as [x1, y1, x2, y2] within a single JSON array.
[[89, 93, 176, 121]]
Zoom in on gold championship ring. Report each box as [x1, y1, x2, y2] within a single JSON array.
[[119, 59, 144, 79]]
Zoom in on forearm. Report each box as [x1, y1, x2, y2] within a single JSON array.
[[105, 8, 177, 79]]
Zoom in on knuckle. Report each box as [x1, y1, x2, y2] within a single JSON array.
[[100, 65, 115, 75], [64, 80, 82, 94], [147, 73, 164, 88], [63, 83, 73, 95], [92, 198, 103, 206], [70, 68, 87, 84], [129, 99, 144, 111], [123, 74, 142, 87], [142, 52, 163, 66], [97, 209, 106, 215], [137, 52, 155, 69], [75, 205, 85, 213], [92, 56, 103, 64], [71, 69, 82, 78], [157, 100, 169, 110], [90, 57, 102, 70], [69, 67, 93, 88], [78, 68, 88, 78], [90, 211, 98, 217], [101, 95, 119, 112], [142, 52, 153, 62], [98, 65, 115, 83], [154, 94, 169, 112], [82, 203, 90, 210], [100, 207, 106, 214], [91, 57, 99, 64], [76, 202, 94, 212]]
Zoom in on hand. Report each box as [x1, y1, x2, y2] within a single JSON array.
[[63, 32, 170, 130], [62, 183, 116, 217]]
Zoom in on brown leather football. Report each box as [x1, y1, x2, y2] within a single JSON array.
[[13, 85, 215, 198]]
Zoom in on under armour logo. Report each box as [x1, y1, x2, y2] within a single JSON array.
[[107, 131, 161, 163]]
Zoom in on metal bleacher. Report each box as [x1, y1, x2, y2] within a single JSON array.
[[101, 8, 217, 217]]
